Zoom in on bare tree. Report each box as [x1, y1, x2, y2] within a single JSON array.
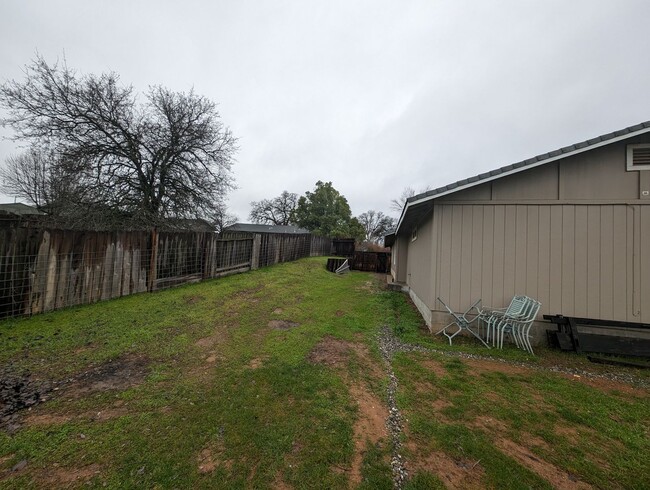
[[357, 210, 395, 243], [0, 55, 237, 229], [0, 148, 102, 214], [249, 190, 298, 225], [0, 148, 53, 209], [211, 200, 238, 233], [390, 186, 431, 213]]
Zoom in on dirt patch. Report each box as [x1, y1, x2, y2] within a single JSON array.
[[307, 336, 351, 367], [73, 344, 94, 355], [554, 424, 579, 444], [248, 358, 265, 369], [0, 453, 14, 467], [205, 353, 219, 364], [92, 406, 130, 422], [197, 448, 217, 474], [419, 359, 447, 378], [413, 380, 435, 393], [273, 308, 283, 315], [407, 443, 485, 489], [430, 398, 452, 413], [247, 461, 261, 482], [184, 295, 205, 305], [493, 437, 592, 489], [195, 336, 218, 349], [197, 445, 232, 474], [0, 368, 52, 433], [307, 336, 389, 484], [40, 463, 101, 486], [232, 284, 265, 301], [470, 415, 508, 433], [272, 473, 292, 489], [559, 373, 647, 397], [465, 358, 531, 377], [23, 413, 73, 426], [552, 425, 613, 471], [268, 320, 299, 330], [355, 281, 377, 292], [348, 382, 389, 486], [65, 355, 149, 397], [350, 343, 386, 383], [525, 433, 551, 450], [335, 310, 345, 317], [483, 391, 500, 403], [307, 336, 383, 380], [24, 399, 131, 428], [195, 327, 230, 349]]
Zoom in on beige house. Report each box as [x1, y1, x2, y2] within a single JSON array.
[[387, 121, 650, 343]]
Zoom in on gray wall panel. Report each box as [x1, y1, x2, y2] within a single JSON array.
[[426, 203, 645, 322]]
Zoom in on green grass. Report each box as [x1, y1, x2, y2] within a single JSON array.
[[392, 348, 649, 489], [0, 259, 392, 489], [0, 257, 648, 489]]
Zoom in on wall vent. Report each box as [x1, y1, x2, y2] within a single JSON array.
[[627, 144, 650, 171]]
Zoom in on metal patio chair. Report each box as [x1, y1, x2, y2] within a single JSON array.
[[436, 297, 489, 347], [478, 295, 528, 347], [495, 296, 541, 354], [514, 298, 541, 354], [335, 259, 350, 274]]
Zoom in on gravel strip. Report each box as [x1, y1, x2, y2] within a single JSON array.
[[383, 331, 649, 389], [377, 326, 408, 489]]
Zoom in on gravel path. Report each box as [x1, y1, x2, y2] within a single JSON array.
[[377, 326, 408, 489]]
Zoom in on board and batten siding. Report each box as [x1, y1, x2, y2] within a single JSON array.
[[427, 203, 647, 323]]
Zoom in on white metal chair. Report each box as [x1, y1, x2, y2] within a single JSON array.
[[478, 296, 528, 346], [515, 299, 541, 354], [495, 297, 541, 354], [436, 297, 489, 347]]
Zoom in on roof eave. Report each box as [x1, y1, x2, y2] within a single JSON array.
[[395, 125, 650, 235]]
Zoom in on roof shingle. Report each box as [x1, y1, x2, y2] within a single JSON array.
[[405, 120, 650, 206]]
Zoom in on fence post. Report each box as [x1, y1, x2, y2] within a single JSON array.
[[251, 233, 261, 270], [148, 229, 158, 292]]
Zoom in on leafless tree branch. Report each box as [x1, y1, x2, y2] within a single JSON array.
[[0, 55, 237, 230]]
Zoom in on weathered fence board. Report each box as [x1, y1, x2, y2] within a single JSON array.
[[0, 220, 332, 319]]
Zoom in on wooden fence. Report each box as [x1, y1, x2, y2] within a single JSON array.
[[0, 219, 332, 318]]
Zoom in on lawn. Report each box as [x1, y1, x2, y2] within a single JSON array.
[[0, 257, 648, 489]]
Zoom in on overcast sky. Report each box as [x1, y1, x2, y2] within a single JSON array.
[[1, 1, 650, 220]]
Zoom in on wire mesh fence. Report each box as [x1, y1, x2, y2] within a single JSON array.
[[0, 221, 333, 319]]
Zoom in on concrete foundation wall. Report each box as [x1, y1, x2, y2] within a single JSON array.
[[408, 287, 432, 328]]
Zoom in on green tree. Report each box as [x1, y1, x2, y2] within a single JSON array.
[[295, 181, 363, 239]]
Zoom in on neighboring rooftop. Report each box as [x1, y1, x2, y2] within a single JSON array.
[[0, 203, 45, 216], [161, 218, 215, 232], [225, 223, 310, 234]]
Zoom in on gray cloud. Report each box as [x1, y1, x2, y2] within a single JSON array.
[[2, 0, 650, 220]]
